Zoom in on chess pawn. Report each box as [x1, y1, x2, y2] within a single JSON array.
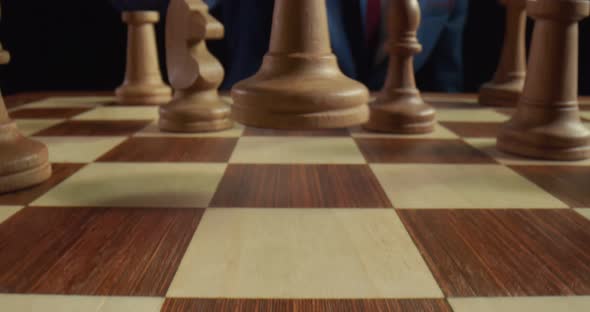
[[363, 0, 435, 134], [116, 11, 172, 105], [231, 0, 369, 129], [479, 0, 527, 107], [497, 0, 590, 160], [0, 14, 51, 193], [159, 0, 232, 132]]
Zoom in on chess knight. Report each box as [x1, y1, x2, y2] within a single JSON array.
[[159, 0, 233, 132]]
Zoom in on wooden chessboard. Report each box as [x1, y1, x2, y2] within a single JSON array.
[[1, 93, 590, 311]]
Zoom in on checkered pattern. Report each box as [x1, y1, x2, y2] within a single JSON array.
[[1, 95, 590, 311]]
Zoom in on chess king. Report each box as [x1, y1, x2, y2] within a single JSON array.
[[0, 4, 52, 193]]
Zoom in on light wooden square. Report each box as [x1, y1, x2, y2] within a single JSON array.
[[350, 124, 459, 139], [230, 137, 366, 164], [576, 208, 590, 220], [423, 94, 477, 104], [466, 138, 590, 166], [32, 163, 226, 208], [449, 296, 590, 312], [436, 109, 509, 122], [18, 97, 114, 109], [371, 164, 568, 209], [0, 206, 22, 224], [35, 137, 126, 163], [0, 294, 163, 312], [167, 208, 443, 299], [73, 106, 158, 121], [135, 122, 245, 138], [14, 119, 63, 136]]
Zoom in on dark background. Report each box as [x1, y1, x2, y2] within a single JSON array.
[[1, 0, 590, 95]]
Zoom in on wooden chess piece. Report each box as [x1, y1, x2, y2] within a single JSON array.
[[116, 11, 172, 106], [159, 0, 232, 132], [363, 0, 435, 134], [497, 0, 590, 160], [230, 0, 369, 129], [479, 0, 527, 107], [0, 9, 51, 193]]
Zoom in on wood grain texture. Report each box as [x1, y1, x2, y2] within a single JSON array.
[[210, 164, 392, 208], [9, 108, 91, 119], [3, 92, 111, 109], [97, 137, 238, 162], [440, 122, 501, 138], [0, 163, 83, 205], [0, 207, 203, 296], [243, 127, 350, 137], [355, 138, 496, 163], [161, 299, 453, 312], [34, 120, 151, 136], [398, 209, 590, 297], [510, 166, 590, 208]]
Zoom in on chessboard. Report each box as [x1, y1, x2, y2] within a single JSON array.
[[0, 93, 589, 312]]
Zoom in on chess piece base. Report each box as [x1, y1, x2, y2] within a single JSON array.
[[364, 93, 436, 134], [479, 80, 524, 107], [159, 90, 233, 132], [0, 122, 51, 193], [497, 117, 590, 161], [231, 56, 369, 130], [116, 84, 172, 106]]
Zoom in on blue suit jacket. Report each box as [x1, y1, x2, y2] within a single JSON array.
[[205, 0, 468, 91]]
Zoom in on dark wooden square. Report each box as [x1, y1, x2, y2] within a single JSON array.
[[0, 163, 84, 206], [355, 138, 496, 163], [440, 122, 502, 138], [9, 108, 92, 119], [161, 299, 453, 312], [98, 137, 238, 162], [510, 166, 590, 208], [210, 164, 392, 208], [0, 207, 204, 296], [34, 120, 151, 136], [398, 209, 590, 297]]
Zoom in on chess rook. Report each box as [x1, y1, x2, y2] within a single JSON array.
[[231, 0, 369, 129], [364, 0, 435, 134], [116, 11, 172, 106], [479, 0, 527, 107], [498, 0, 590, 160], [0, 7, 51, 193], [159, 0, 232, 132]]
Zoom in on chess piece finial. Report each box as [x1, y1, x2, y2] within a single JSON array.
[[497, 0, 590, 160], [116, 11, 172, 105], [479, 0, 527, 107], [0, 5, 52, 193], [230, 0, 369, 129], [363, 0, 435, 134], [159, 0, 232, 132]]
